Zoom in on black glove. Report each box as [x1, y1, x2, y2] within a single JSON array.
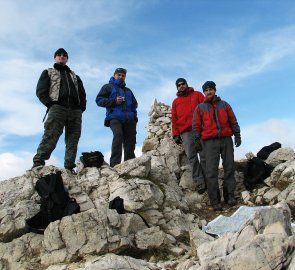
[[173, 135, 182, 145], [234, 134, 241, 147], [195, 139, 202, 152]]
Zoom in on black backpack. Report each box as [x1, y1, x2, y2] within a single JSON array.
[[109, 196, 150, 228], [243, 157, 274, 190], [80, 151, 104, 168], [257, 142, 281, 160], [26, 171, 80, 234]]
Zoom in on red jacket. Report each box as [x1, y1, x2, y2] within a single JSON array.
[[192, 95, 240, 140], [172, 87, 204, 137]]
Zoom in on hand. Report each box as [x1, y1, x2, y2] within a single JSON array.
[[173, 135, 182, 145], [195, 139, 202, 152], [116, 96, 125, 104], [234, 134, 241, 147]]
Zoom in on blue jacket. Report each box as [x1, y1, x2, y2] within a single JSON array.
[[96, 77, 138, 122]]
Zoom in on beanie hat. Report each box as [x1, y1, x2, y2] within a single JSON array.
[[175, 78, 187, 86], [114, 68, 127, 75], [202, 81, 216, 92], [54, 48, 68, 58]]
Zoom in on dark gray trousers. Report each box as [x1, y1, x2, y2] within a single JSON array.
[[33, 105, 82, 169], [180, 131, 205, 185], [109, 119, 137, 167], [203, 137, 236, 205]]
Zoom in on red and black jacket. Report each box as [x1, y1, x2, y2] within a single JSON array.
[[192, 95, 240, 140]]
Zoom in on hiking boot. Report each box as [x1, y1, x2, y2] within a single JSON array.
[[32, 161, 44, 169], [227, 198, 237, 206], [196, 182, 206, 194], [212, 203, 222, 211]]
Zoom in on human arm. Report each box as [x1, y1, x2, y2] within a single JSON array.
[[226, 102, 241, 147], [77, 75, 86, 112], [130, 90, 138, 121], [171, 100, 180, 137], [95, 84, 117, 108], [36, 70, 52, 107]]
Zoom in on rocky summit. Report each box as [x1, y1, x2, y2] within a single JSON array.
[[0, 99, 294, 270]]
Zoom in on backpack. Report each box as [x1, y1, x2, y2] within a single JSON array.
[[256, 142, 281, 160], [80, 151, 104, 168], [26, 171, 80, 234], [243, 157, 274, 190], [109, 196, 150, 228]]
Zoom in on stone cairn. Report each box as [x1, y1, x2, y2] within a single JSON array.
[[142, 99, 173, 152]]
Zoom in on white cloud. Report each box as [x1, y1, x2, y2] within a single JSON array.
[[0, 59, 48, 135], [0, 152, 61, 181]]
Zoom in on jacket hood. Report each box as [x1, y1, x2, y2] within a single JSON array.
[[109, 76, 126, 88]]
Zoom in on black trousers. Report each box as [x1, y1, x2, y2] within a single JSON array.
[[109, 119, 137, 167]]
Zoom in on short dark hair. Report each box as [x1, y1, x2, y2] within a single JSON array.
[[54, 48, 68, 58], [202, 81, 216, 92], [175, 78, 187, 86], [114, 68, 127, 75]]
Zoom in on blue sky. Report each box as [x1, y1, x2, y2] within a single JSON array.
[[0, 0, 295, 181]]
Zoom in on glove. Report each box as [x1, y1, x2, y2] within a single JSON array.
[[195, 139, 203, 152], [234, 134, 241, 147], [173, 135, 182, 145]]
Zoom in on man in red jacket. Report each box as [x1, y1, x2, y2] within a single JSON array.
[[172, 78, 206, 194], [193, 81, 241, 211]]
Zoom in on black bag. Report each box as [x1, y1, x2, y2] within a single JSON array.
[[244, 157, 274, 190], [80, 151, 104, 168], [26, 172, 80, 234], [257, 142, 281, 160], [109, 196, 125, 214], [109, 196, 150, 228]]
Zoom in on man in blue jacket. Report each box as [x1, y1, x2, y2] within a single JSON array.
[[96, 68, 138, 167]]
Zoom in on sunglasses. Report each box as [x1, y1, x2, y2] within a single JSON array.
[[177, 82, 186, 87]]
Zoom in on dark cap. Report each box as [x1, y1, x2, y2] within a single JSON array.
[[175, 78, 187, 86], [114, 68, 127, 75], [54, 48, 68, 58], [202, 81, 216, 92]]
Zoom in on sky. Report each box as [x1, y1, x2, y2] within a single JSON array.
[[0, 0, 295, 181]]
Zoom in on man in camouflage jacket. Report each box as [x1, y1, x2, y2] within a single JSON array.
[[32, 48, 86, 173]]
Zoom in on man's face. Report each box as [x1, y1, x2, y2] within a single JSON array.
[[114, 72, 126, 81], [54, 53, 68, 65], [176, 81, 188, 92], [204, 87, 216, 98]]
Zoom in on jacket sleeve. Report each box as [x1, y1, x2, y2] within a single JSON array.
[[226, 102, 241, 135], [192, 105, 202, 140], [171, 100, 180, 137], [130, 90, 138, 118], [95, 84, 117, 108], [77, 75, 86, 112], [36, 70, 51, 107]]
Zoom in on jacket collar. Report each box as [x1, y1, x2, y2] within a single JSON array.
[[176, 86, 194, 97], [54, 63, 71, 72], [204, 95, 221, 103]]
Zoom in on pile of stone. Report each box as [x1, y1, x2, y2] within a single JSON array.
[[0, 100, 294, 270], [142, 99, 172, 152]]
